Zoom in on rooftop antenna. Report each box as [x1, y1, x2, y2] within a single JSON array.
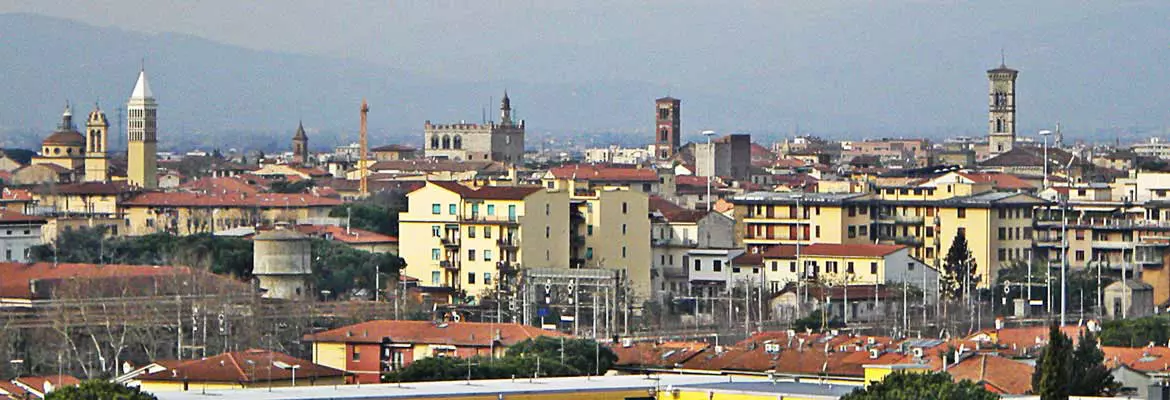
[[1000, 48, 1006, 67]]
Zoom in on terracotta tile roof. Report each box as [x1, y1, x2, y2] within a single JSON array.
[[0, 262, 194, 300], [965, 326, 1085, 354], [548, 164, 658, 182], [947, 354, 1034, 395], [123, 191, 341, 208], [293, 224, 397, 244], [368, 160, 502, 173], [649, 195, 708, 223], [675, 175, 727, 188], [137, 349, 344, 383], [42, 130, 85, 146], [610, 341, 709, 368], [316, 178, 424, 194], [426, 181, 543, 200], [371, 144, 417, 152], [303, 320, 566, 346], [955, 172, 1035, 190], [732, 252, 764, 265], [13, 375, 80, 396], [0, 210, 46, 224], [0, 382, 29, 399], [1103, 345, 1170, 373], [179, 176, 264, 195], [30, 181, 136, 195], [761, 243, 905, 258]]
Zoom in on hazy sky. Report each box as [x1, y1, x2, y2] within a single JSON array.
[[3, 1, 1168, 139]]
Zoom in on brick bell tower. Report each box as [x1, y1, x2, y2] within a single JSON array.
[[654, 97, 681, 160]]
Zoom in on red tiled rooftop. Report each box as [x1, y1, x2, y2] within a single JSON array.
[[294, 225, 397, 244], [137, 349, 344, 383], [0, 210, 45, 224], [426, 181, 543, 200], [304, 320, 565, 346], [947, 354, 1034, 395], [548, 164, 658, 182], [0, 262, 193, 299], [761, 243, 906, 258], [180, 176, 264, 195], [123, 191, 341, 207]]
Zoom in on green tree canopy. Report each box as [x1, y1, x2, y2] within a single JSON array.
[[942, 231, 979, 301], [45, 380, 157, 400], [841, 371, 997, 400], [506, 337, 617, 375], [1099, 315, 1170, 347], [1034, 326, 1119, 398], [1033, 324, 1072, 400]]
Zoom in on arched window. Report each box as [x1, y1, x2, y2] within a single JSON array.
[[431, 136, 439, 149], [442, 135, 451, 149], [996, 119, 1004, 133], [660, 127, 669, 141], [453, 135, 462, 149]]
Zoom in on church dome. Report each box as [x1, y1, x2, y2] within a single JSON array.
[[43, 129, 85, 146]]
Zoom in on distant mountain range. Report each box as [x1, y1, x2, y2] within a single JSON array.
[[3, 9, 1170, 153], [1, 13, 759, 153]]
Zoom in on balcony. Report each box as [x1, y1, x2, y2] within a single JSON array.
[[652, 238, 698, 248], [441, 236, 461, 248], [460, 214, 520, 225], [570, 258, 586, 269], [879, 235, 922, 246], [496, 261, 517, 274], [497, 237, 520, 248], [571, 234, 586, 247], [440, 260, 460, 270], [876, 214, 924, 225], [1034, 234, 1063, 248]]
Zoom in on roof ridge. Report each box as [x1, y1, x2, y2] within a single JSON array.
[[225, 352, 249, 382]]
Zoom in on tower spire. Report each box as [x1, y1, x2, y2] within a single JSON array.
[[1000, 48, 1005, 67]]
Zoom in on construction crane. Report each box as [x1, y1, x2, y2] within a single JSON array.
[[359, 99, 369, 197]]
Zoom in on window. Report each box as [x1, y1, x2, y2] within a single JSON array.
[[1076, 230, 1085, 240], [771, 261, 778, 272], [432, 204, 441, 214], [622, 246, 627, 258], [859, 225, 868, 236], [432, 226, 441, 237], [642, 183, 652, 192], [998, 227, 1006, 240], [847, 262, 855, 273], [957, 208, 966, 218], [848, 226, 856, 238], [484, 272, 492, 284], [468, 272, 476, 284], [870, 262, 878, 275], [713, 260, 723, 272], [789, 262, 797, 273], [958, 227, 967, 237], [431, 271, 440, 285], [1075, 250, 1085, 261], [471, 203, 479, 216], [4, 250, 10, 261], [484, 250, 493, 261], [694, 259, 702, 271], [587, 225, 594, 235], [545, 226, 550, 238], [926, 227, 934, 237], [826, 261, 838, 273], [926, 247, 934, 258], [999, 209, 1007, 219], [908, 262, 915, 271], [545, 204, 550, 215], [733, 267, 741, 273], [848, 207, 856, 217], [815, 226, 821, 238], [353, 346, 361, 361], [487, 205, 496, 215], [432, 249, 440, 260], [484, 227, 492, 238], [468, 249, 476, 261], [586, 247, 594, 259], [622, 224, 627, 235], [449, 204, 457, 215], [468, 226, 476, 238], [622, 202, 628, 214], [998, 248, 1006, 261]]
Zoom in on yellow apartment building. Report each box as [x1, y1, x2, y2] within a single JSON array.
[[398, 181, 569, 301], [734, 182, 1046, 288], [120, 192, 340, 236], [570, 188, 653, 303]]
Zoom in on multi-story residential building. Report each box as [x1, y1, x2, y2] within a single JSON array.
[[649, 196, 735, 299], [757, 243, 936, 298], [1132, 138, 1170, 160], [423, 93, 524, 163], [732, 181, 1045, 287], [543, 163, 675, 196], [0, 210, 45, 262], [569, 188, 653, 302], [120, 192, 340, 236], [398, 181, 569, 300], [583, 145, 654, 165]]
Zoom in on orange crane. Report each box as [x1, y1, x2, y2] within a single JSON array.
[[359, 99, 369, 197]]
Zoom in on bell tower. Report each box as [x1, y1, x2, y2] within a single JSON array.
[[654, 97, 681, 160], [292, 121, 309, 165], [987, 61, 1018, 155], [84, 104, 109, 182], [127, 68, 158, 189]]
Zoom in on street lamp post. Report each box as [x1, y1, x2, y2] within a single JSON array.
[[702, 130, 717, 211]]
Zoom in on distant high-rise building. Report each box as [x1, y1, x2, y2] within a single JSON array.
[[126, 69, 158, 189], [655, 97, 681, 160], [292, 121, 309, 165], [987, 62, 1018, 156], [423, 91, 524, 163]]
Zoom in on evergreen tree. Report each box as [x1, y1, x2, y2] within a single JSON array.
[[841, 371, 997, 400], [1033, 324, 1072, 400], [942, 231, 979, 300], [45, 380, 157, 400], [1068, 331, 1120, 396]]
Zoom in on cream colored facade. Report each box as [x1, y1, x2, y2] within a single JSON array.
[[120, 201, 335, 236], [127, 70, 158, 189], [734, 182, 1045, 288], [571, 188, 653, 302], [398, 181, 569, 299]]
